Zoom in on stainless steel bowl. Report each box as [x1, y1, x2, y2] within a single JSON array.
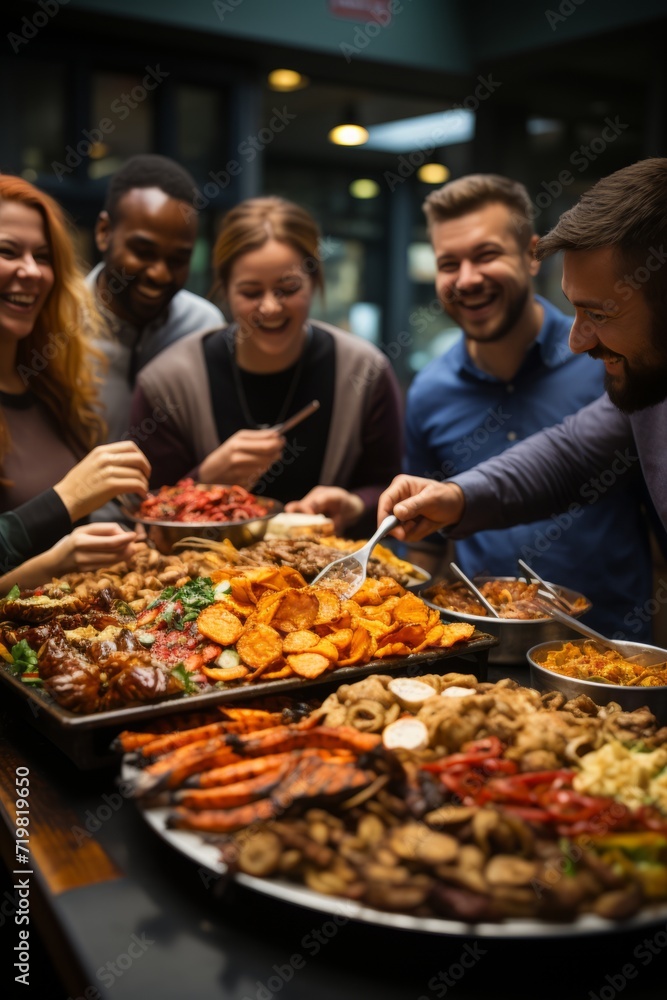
[[119, 491, 284, 555], [419, 576, 591, 665], [528, 638, 667, 723]]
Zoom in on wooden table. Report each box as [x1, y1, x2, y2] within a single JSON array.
[[1, 666, 666, 1000]]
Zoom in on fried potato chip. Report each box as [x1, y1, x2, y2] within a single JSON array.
[[197, 604, 244, 646], [326, 627, 353, 651], [216, 595, 255, 619], [391, 593, 431, 625], [439, 622, 476, 647], [337, 625, 375, 666], [413, 623, 445, 651], [276, 566, 309, 589], [201, 663, 249, 682], [352, 579, 385, 606], [252, 589, 287, 625], [286, 652, 330, 678], [310, 638, 339, 662], [261, 664, 294, 681], [231, 578, 259, 605], [311, 588, 341, 625], [237, 624, 284, 669], [377, 624, 426, 648], [328, 612, 352, 631], [354, 617, 394, 638], [359, 607, 392, 625], [271, 589, 319, 633], [375, 643, 412, 658], [282, 630, 320, 653]]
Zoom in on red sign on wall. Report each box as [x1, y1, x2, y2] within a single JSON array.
[[328, 0, 394, 22]]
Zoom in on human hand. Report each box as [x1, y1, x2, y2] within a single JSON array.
[[47, 523, 138, 574], [54, 442, 151, 522], [286, 486, 364, 535], [199, 429, 285, 489], [376, 475, 465, 542]]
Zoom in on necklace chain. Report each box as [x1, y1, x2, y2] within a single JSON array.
[[226, 325, 309, 429]]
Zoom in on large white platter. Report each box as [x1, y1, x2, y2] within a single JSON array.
[[127, 763, 667, 939]]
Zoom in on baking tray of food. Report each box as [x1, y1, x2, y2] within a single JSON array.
[[0, 633, 496, 768]]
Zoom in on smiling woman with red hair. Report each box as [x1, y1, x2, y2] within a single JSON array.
[[0, 175, 151, 580], [0, 174, 106, 509]]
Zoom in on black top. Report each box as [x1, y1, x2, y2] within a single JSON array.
[[202, 326, 335, 502]]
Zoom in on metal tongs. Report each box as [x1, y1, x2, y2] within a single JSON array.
[[310, 515, 399, 599], [449, 562, 501, 618], [517, 558, 577, 613]]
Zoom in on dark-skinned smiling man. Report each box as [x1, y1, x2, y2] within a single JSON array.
[[87, 154, 223, 442]]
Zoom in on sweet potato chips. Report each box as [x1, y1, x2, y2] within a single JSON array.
[[196, 570, 475, 685]]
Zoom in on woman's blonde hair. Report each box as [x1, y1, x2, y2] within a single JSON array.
[[212, 196, 324, 304], [0, 175, 106, 471]]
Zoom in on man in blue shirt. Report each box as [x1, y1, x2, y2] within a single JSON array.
[[405, 173, 652, 639]]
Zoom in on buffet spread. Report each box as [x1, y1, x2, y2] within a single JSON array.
[[2, 516, 667, 935]]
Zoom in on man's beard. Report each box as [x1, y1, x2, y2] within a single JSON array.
[[451, 285, 530, 344], [590, 345, 667, 414]]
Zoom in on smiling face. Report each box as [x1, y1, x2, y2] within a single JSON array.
[[95, 187, 197, 327], [563, 246, 667, 413], [431, 202, 539, 343], [226, 239, 314, 372], [0, 200, 54, 348]]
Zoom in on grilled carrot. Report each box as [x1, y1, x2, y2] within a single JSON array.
[[173, 766, 286, 809], [167, 798, 277, 833]]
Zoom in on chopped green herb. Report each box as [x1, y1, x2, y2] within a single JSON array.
[[173, 577, 215, 612], [9, 640, 38, 677], [171, 663, 198, 695], [148, 586, 176, 610]]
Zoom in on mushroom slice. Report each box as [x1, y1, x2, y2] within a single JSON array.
[[387, 677, 438, 712], [382, 717, 429, 751]]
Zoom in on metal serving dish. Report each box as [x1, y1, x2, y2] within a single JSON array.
[[419, 576, 591, 666], [0, 633, 496, 768], [119, 489, 284, 555], [528, 638, 667, 723]]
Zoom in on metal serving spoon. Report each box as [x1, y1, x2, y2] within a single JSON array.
[[536, 595, 667, 668], [310, 515, 399, 599], [449, 562, 501, 618]]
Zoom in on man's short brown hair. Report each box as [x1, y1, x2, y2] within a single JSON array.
[[536, 158, 667, 316], [422, 173, 535, 248]]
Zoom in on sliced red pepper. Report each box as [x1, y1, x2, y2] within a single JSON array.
[[502, 804, 553, 823]]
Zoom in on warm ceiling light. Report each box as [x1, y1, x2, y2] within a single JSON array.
[[418, 163, 450, 184], [268, 69, 308, 91], [349, 178, 380, 199], [328, 123, 369, 146]]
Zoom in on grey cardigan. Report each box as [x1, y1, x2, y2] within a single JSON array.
[[136, 321, 393, 487]]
